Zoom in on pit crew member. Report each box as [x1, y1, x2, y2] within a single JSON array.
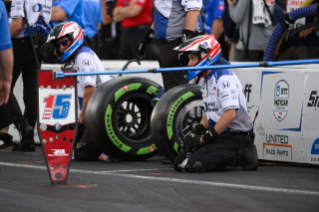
[[173, 35, 258, 172], [47, 21, 111, 160]]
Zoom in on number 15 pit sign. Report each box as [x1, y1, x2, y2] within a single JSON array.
[[38, 71, 78, 184]]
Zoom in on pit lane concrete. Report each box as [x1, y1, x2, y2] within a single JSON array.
[[0, 146, 318, 212]]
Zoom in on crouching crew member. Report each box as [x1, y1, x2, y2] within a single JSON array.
[[46, 21, 112, 161], [173, 35, 258, 172]]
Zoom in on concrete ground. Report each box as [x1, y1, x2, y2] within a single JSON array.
[[0, 146, 319, 212]]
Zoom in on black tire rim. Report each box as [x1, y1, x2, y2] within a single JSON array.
[[115, 95, 152, 144], [175, 100, 204, 144]]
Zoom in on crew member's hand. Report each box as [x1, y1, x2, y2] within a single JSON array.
[[187, 133, 212, 152], [79, 111, 85, 124], [183, 124, 207, 150], [299, 27, 314, 39], [135, 28, 155, 60]]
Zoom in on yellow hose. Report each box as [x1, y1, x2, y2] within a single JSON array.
[[273, 0, 314, 59]]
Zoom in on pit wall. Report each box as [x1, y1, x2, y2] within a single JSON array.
[[11, 61, 319, 165]]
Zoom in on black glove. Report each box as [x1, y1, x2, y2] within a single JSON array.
[[186, 133, 211, 152], [186, 126, 219, 152], [193, 124, 206, 135], [181, 29, 195, 43], [182, 124, 206, 150], [135, 28, 155, 60], [176, 29, 196, 66]]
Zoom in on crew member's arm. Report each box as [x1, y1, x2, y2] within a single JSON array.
[[184, 10, 200, 31], [113, 0, 143, 22], [299, 25, 319, 39], [102, 0, 112, 25], [9, 17, 22, 37], [227, 0, 249, 24], [51, 6, 68, 21], [213, 109, 236, 134], [0, 48, 13, 106], [79, 85, 96, 124], [211, 18, 224, 40]]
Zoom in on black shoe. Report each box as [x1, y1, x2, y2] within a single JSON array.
[[237, 144, 258, 171], [12, 141, 35, 151], [18, 124, 34, 151], [0, 133, 13, 149]]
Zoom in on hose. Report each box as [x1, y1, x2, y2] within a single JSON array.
[[263, 3, 317, 61]]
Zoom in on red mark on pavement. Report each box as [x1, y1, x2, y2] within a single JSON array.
[[56, 184, 98, 188], [19, 161, 45, 164], [150, 172, 175, 175]]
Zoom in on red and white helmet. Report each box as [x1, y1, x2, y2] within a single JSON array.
[[173, 35, 222, 65], [46, 21, 84, 62]]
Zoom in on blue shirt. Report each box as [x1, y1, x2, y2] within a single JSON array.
[[204, 0, 224, 34], [52, 0, 84, 29], [82, 0, 103, 38], [0, 1, 12, 51]]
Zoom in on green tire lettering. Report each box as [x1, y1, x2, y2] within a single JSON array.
[[136, 144, 157, 155], [105, 105, 132, 152], [147, 86, 159, 96], [173, 142, 180, 154], [114, 83, 142, 102], [167, 92, 195, 140]]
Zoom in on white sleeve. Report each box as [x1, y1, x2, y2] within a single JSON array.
[[218, 76, 240, 112], [181, 0, 202, 12], [10, 0, 25, 18], [77, 53, 97, 88]]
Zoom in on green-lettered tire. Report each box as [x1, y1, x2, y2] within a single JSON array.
[[86, 76, 161, 161], [151, 84, 204, 162]]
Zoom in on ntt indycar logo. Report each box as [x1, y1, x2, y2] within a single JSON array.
[[273, 80, 289, 122]]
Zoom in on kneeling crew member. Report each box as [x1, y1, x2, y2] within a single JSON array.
[[173, 35, 258, 172], [47, 21, 111, 160]]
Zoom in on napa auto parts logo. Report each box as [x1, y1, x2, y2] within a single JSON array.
[[43, 94, 71, 119], [273, 80, 289, 122], [48, 149, 69, 157], [311, 138, 319, 163]]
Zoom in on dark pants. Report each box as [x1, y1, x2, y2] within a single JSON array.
[[159, 38, 188, 91], [235, 49, 264, 62], [174, 132, 252, 171], [0, 105, 12, 129], [119, 25, 150, 60], [278, 46, 319, 61], [6, 38, 43, 128]]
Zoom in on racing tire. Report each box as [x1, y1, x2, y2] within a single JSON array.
[[85, 76, 161, 161], [151, 84, 204, 162]]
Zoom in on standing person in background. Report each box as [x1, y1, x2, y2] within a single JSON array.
[[135, 0, 203, 91], [205, 0, 230, 60], [227, 0, 273, 61], [277, 0, 319, 61], [113, 0, 153, 60], [5, 0, 52, 151], [82, 0, 103, 52], [50, 0, 84, 28], [222, 0, 239, 62], [0, 0, 14, 149]]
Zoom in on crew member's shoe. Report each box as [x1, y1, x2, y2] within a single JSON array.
[[18, 124, 34, 151], [238, 144, 258, 171], [0, 133, 13, 149]]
